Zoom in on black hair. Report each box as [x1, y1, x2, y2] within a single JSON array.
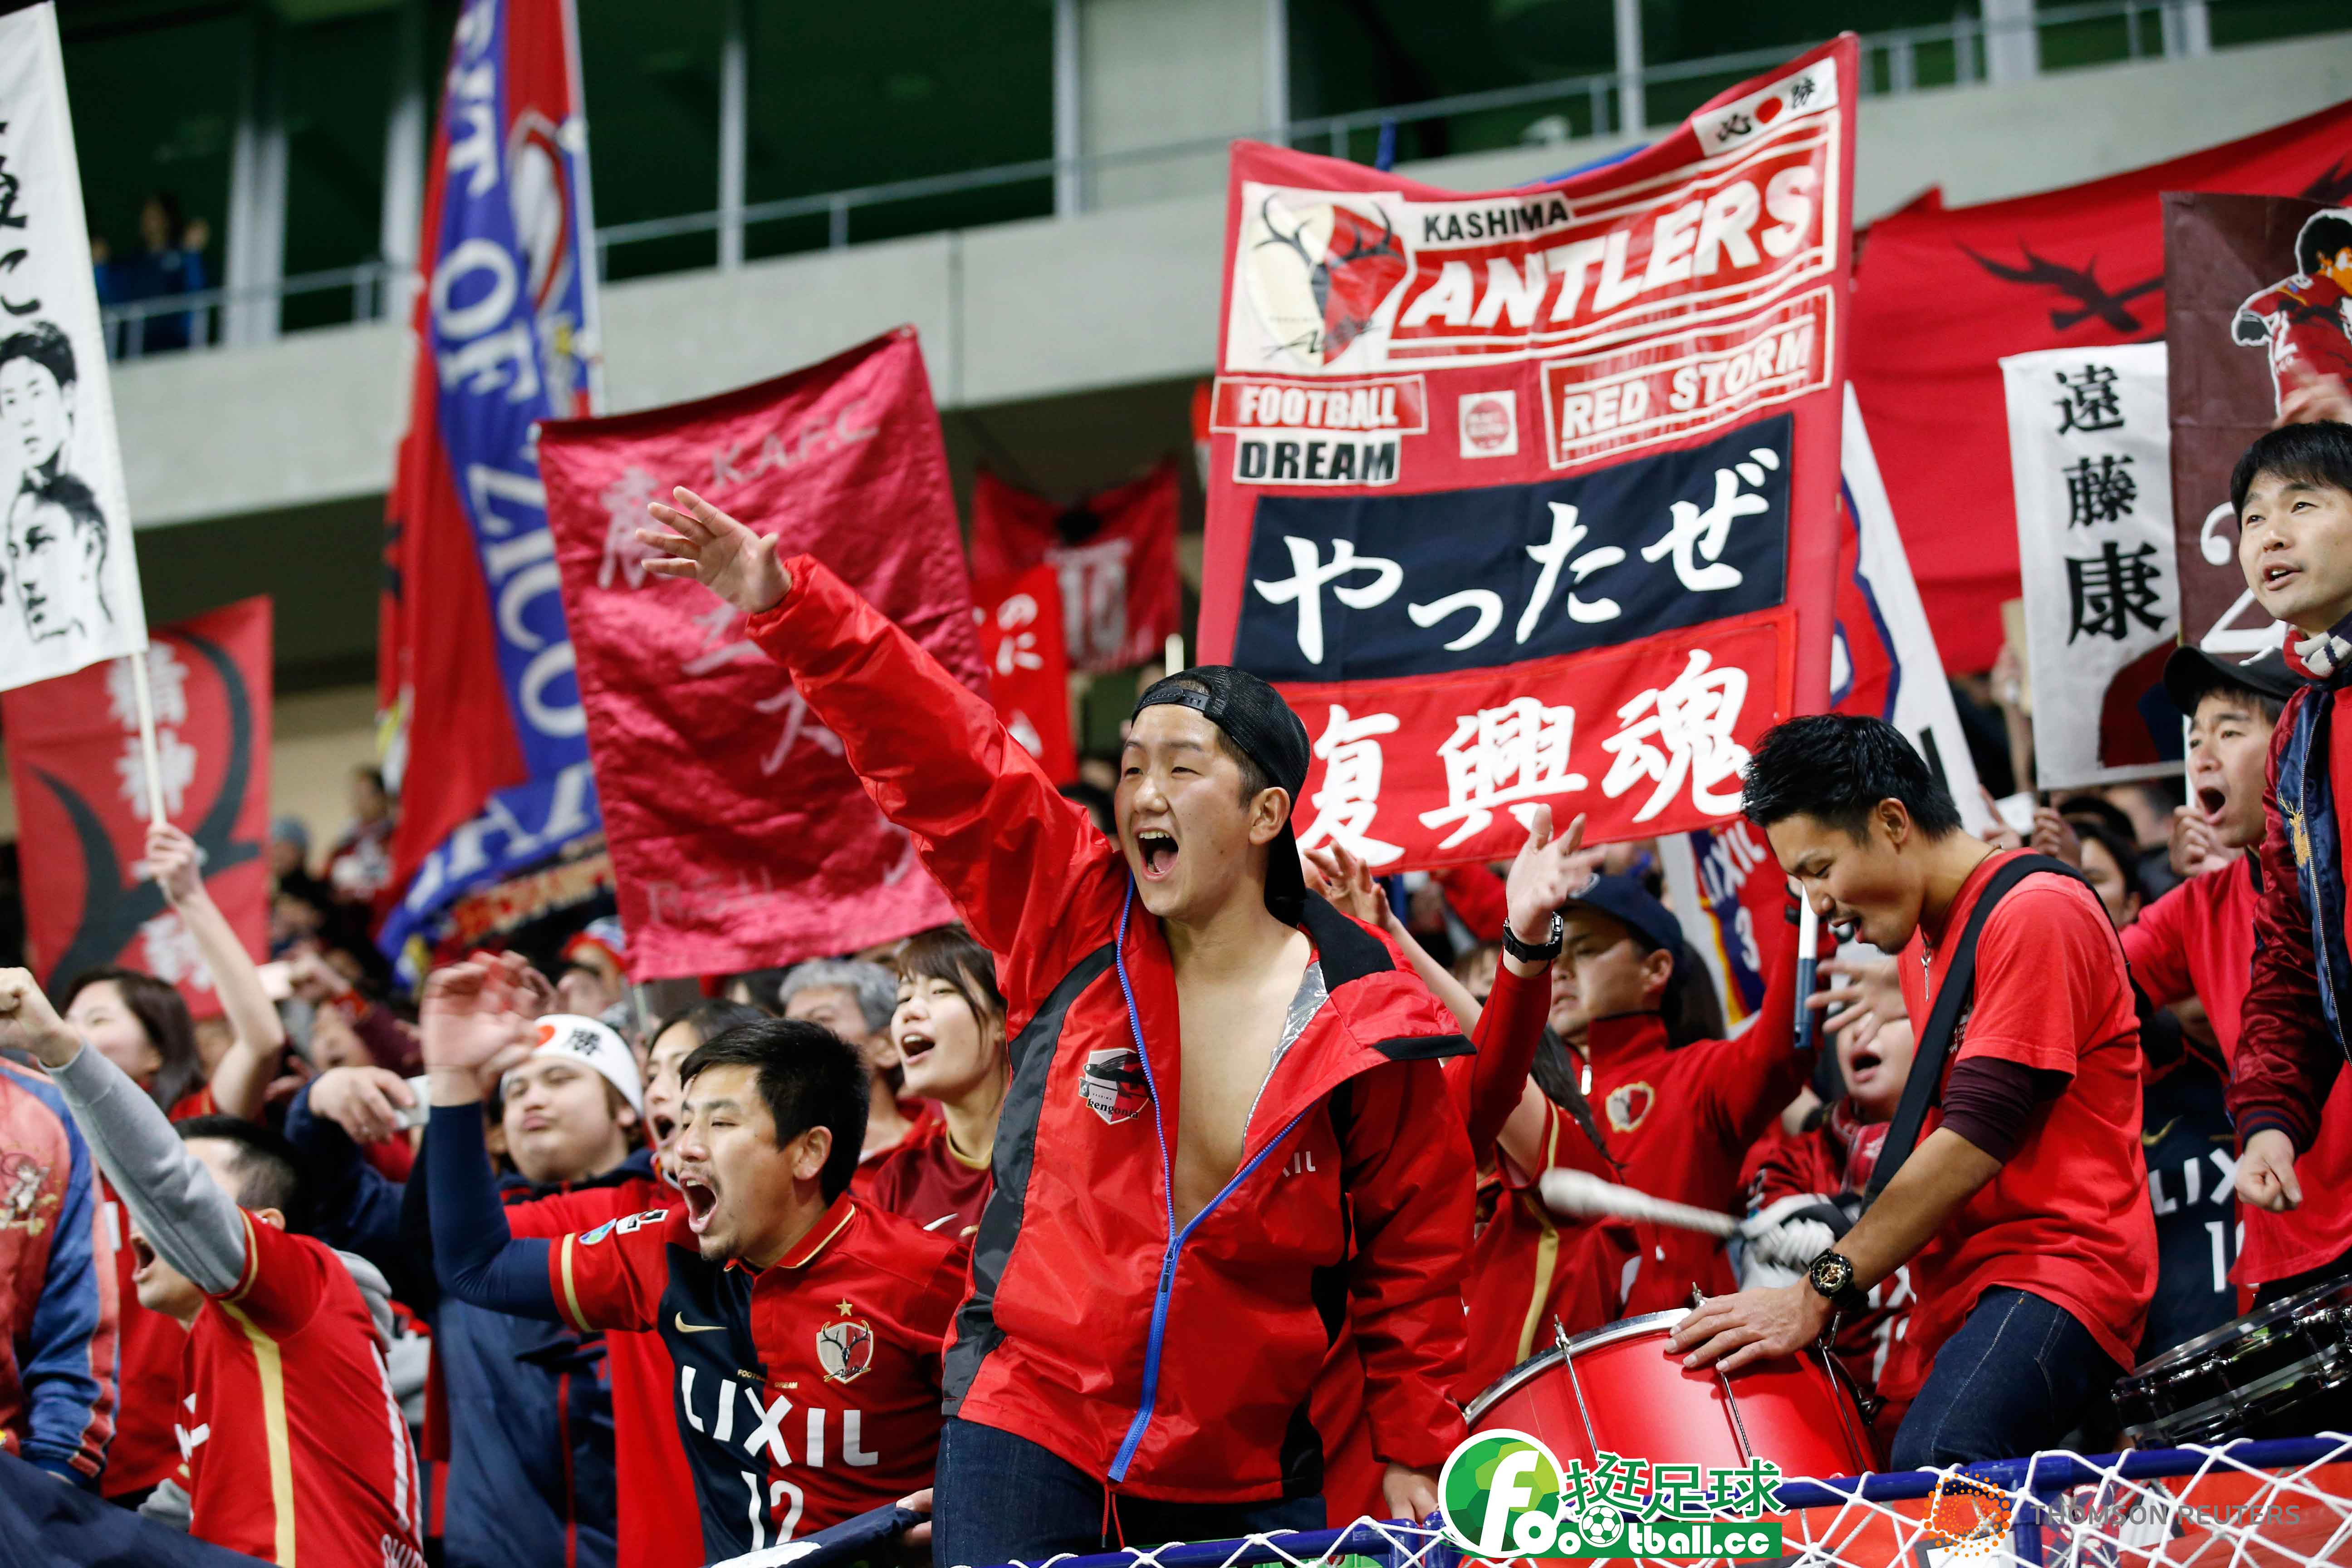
[[2190, 681, 2286, 728], [2297, 211, 2352, 279], [1660, 940, 1727, 1047], [1740, 714, 1964, 841], [63, 967, 203, 1114], [2231, 421, 2352, 515], [893, 925, 1006, 1028], [0, 321, 76, 391], [2072, 820, 2146, 913], [2055, 794, 2141, 851], [1157, 675, 1275, 804], [177, 1114, 309, 1227], [1058, 780, 1116, 836], [20, 471, 107, 544], [679, 1019, 868, 1201], [651, 999, 769, 1053]]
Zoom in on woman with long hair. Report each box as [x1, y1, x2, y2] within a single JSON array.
[[866, 926, 1007, 1238]]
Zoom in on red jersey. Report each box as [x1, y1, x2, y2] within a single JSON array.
[[2128, 859, 2352, 1285], [183, 1211, 423, 1568], [864, 1127, 992, 1239], [1741, 1105, 1913, 1398], [548, 1193, 964, 1558], [100, 1085, 217, 1498], [1885, 851, 2156, 1400], [2237, 272, 2352, 407]]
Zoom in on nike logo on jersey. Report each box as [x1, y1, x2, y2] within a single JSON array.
[[675, 1311, 726, 1333]]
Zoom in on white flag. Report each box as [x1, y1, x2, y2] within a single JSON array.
[[0, 2, 147, 693], [2003, 342, 2176, 790]]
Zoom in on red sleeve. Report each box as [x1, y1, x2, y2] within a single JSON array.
[[1697, 921, 1814, 1149], [1447, 959, 1548, 1152], [1432, 865, 1509, 944], [1952, 881, 2129, 1076], [2122, 878, 2196, 1009], [2232, 713, 2343, 1153], [210, 1213, 333, 1336], [546, 1206, 676, 1334], [506, 1184, 644, 1242], [1740, 1121, 1826, 1210], [746, 556, 1123, 1027], [1336, 1058, 1476, 1470]]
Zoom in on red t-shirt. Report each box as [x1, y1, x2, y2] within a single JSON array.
[[1885, 851, 2156, 1399], [99, 1086, 217, 1498], [2129, 859, 2352, 1285], [183, 1211, 423, 1568], [864, 1127, 993, 1240], [547, 1195, 964, 1554]]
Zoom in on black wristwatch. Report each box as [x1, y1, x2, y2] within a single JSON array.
[[1807, 1250, 1870, 1313], [1502, 911, 1565, 964]]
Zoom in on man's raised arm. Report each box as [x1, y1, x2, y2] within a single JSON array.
[[638, 489, 1115, 1002]]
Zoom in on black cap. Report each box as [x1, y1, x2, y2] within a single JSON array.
[[1132, 667, 1313, 924], [2162, 644, 2299, 718], [1561, 874, 1686, 976]]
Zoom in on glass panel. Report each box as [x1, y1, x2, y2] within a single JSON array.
[[576, 0, 726, 281], [281, 10, 402, 333]]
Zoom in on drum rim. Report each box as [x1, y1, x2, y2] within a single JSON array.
[[2121, 1274, 2352, 1382], [1465, 1310, 1699, 1424]]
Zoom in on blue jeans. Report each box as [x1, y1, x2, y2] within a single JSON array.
[[932, 1418, 1327, 1568], [1889, 1288, 2125, 1470]]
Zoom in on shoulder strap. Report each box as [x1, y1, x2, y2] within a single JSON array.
[[1861, 853, 2088, 1204]]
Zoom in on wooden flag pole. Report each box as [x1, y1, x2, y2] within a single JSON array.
[[128, 649, 167, 827]]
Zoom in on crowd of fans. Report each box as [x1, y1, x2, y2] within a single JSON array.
[[3, 411, 2352, 1568]]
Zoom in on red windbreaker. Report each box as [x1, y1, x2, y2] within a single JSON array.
[[749, 557, 1476, 1504]]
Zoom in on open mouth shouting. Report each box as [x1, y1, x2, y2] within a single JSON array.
[[129, 1233, 158, 1284], [897, 1027, 936, 1072], [651, 1110, 677, 1147], [2196, 782, 2231, 827], [1134, 827, 1180, 882], [678, 1171, 720, 1235]]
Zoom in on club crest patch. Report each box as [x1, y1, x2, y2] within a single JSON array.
[[1080, 1046, 1148, 1125], [817, 1301, 875, 1384], [1604, 1081, 1655, 1134]]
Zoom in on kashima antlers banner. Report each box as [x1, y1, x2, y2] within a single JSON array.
[[1200, 39, 1856, 864], [379, 0, 602, 972], [3, 599, 272, 1013], [540, 330, 983, 977]]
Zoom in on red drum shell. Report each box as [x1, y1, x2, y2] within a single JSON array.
[[1466, 1311, 1874, 1479]]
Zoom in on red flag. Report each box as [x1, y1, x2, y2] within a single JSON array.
[[973, 564, 1078, 785], [3, 598, 273, 1014], [538, 329, 985, 978], [1198, 39, 1856, 863], [1850, 99, 2352, 671], [968, 461, 1180, 672]]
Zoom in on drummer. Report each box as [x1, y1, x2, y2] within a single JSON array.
[[1673, 715, 2154, 1470]]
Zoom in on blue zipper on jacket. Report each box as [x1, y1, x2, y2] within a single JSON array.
[[1106, 880, 1308, 1484]]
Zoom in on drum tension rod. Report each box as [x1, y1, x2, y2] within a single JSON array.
[[1554, 1317, 1603, 1460], [1694, 1285, 1758, 1466]]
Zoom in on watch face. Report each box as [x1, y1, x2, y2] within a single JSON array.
[[1810, 1253, 1851, 1295]]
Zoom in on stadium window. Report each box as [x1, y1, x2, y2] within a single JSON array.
[[576, 0, 727, 282], [281, 9, 404, 333]]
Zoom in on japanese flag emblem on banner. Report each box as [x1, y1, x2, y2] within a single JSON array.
[[1199, 38, 1857, 865]]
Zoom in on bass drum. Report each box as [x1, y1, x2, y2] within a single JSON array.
[[1467, 1311, 1874, 1479], [2114, 1275, 2352, 1447]]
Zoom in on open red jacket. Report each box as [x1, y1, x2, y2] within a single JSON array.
[[748, 557, 1475, 1504]]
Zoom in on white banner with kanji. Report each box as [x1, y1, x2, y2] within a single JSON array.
[[0, 3, 147, 692], [2003, 341, 2179, 789]]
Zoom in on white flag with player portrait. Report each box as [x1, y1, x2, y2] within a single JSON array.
[[0, 2, 148, 693]]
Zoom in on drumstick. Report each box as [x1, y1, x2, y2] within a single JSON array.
[[1539, 1169, 1740, 1239]]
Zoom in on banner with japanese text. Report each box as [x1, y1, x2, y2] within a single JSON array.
[[539, 329, 983, 978], [0, 3, 148, 692], [2004, 342, 2180, 789], [377, 0, 603, 975], [969, 462, 1180, 673], [2, 598, 271, 1014], [974, 564, 1078, 784], [1850, 98, 2352, 672], [1199, 39, 1856, 865], [2165, 192, 2335, 661]]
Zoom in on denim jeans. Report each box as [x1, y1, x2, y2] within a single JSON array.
[[1888, 1288, 2126, 1470], [932, 1417, 1327, 1568]]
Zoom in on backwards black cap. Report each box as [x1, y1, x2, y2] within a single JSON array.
[[2163, 644, 2298, 717], [1131, 666, 1312, 925]]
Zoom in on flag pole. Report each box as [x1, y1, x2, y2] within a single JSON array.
[[128, 649, 167, 827]]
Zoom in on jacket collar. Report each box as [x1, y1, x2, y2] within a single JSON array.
[[1584, 1010, 1670, 1065], [770, 1191, 858, 1271]]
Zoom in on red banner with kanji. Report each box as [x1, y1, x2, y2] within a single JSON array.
[[3, 597, 273, 1014], [1199, 38, 1856, 867], [968, 461, 1180, 673], [1850, 97, 2352, 672], [537, 328, 985, 978], [973, 564, 1078, 784]]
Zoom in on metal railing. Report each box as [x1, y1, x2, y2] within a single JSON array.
[[95, 0, 2325, 359]]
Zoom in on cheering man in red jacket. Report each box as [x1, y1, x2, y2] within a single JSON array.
[[637, 489, 1476, 1561]]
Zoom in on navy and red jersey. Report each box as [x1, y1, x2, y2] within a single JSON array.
[[0, 1057, 116, 1485], [186, 1211, 423, 1568], [548, 1194, 963, 1558]]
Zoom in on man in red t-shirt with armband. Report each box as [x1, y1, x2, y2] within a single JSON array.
[[1674, 716, 2154, 1470]]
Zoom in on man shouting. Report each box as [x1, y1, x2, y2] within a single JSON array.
[[636, 489, 1475, 1562]]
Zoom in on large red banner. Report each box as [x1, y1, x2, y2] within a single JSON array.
[[968, 461, 1180, 672], [1200, 38, 1856, 865], [538, 329, 985, 978], [3, 598, 273, 1013], [1850, 98, 2352, 672]]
